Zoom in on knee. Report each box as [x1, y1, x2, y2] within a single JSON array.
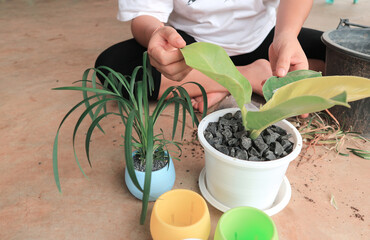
[[251, 59, 273, 74], [95, 48, 110, 69]]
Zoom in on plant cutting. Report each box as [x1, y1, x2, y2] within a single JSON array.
[[52, 52, 207, 224], [180, 42, 370, 211]]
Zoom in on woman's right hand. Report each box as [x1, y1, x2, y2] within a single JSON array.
[[147, 26, 192, 81]]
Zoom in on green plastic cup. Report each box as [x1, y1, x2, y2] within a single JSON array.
[[214, 207, 278, 240]]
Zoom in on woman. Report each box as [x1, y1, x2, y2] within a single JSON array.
[[96, 0, 325, 113]]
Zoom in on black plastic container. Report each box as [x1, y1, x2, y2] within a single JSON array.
[[321, 19, 370, 137]]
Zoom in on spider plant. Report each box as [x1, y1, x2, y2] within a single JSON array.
[[52, 52, 207, 224]]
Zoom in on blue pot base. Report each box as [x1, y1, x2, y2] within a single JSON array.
[[124, 156, 176, 201]]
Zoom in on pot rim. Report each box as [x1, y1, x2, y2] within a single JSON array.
[[321, 29, 370, 60], [198, 108, 303, 169], [151, 189, 210, 230], [216, 206, 277, 239]]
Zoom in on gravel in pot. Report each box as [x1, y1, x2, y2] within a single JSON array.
[[204, 110, 294, 161]]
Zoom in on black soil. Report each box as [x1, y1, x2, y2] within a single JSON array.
[[204, 110, 294, 161]]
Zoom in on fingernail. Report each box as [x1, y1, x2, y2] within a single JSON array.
[[176, 38, 185, 46], [277, 68, 286, 77]]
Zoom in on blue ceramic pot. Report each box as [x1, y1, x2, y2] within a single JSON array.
[[124, 152, 176, 201]]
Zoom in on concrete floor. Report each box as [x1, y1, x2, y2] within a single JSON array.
[[0, 0, 369, 239]]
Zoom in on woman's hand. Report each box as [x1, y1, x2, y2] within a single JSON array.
[[269, 34, 308, 77], [270, 0, 313, 77], [147, 26, 192, 81]]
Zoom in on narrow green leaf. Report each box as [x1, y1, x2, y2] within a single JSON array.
[[182, 81, 208, 119], [142, 52, 150, 124], [85, 112, 120, 166], [130, 66, 142, 94], [176, 87, 195, 127], [172, 91, 180, 139], [52, 132, 62, 192], [125, 110, 142, 191], [347, 148, 370, 160], [94, 67, 125, 96], [52, 86, 117, 95], [140, 116, 154, 225], [152, 86, 177, 121], [181, 105, 187, 140], [82, 73, 113, 134], [338, 152, 350, 157], [73, 98, 115, 169], [136, 81, 144, 125], [52, 94, 107, 192]]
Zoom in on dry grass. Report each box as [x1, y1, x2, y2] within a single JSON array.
[[288, 110, 370, 165]]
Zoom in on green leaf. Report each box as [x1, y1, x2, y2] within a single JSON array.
[[246, 76, 370, 138], [247, 92, 350, 138], [181, 81, 208, 119], [124, 110, 142, 191], [52, 86, 117, 95], [140, 116, 154, 225], [176, 86, 196, 128], [171, 91, 180, 139], [73, 98, 118, 168], [152, 86, 177, 121], [180, 42, 370, 140], [52, 93, 107, 192], [85, 112, 120, 165], [347, 148, 370, 160], [261, 76, 370, 111], [262, 70, 322, 101], [52, 132, 62, 192], [181, 42, 252, 110]]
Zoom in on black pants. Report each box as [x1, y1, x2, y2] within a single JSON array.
[[95, 27, 326, 100]]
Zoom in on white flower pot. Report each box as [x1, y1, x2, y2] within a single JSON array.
[[198, 108, 302, 210]]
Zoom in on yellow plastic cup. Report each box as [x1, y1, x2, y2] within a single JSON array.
[[214, 206, 278, 240], [150, 189, 211, 240]]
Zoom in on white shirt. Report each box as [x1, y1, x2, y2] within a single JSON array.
[[118, 0, 279, 56]]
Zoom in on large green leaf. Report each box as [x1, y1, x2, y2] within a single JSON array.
[[180, 42, 370, 139], [261, 76, 370, 111], [262, 70, 322, 101], [247, 75, 370, 138], [180, 42, 252, 114], [247, 92, 350, 138]]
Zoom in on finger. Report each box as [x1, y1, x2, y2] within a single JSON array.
[[268, 45, 278, 74], [162, 66, 193, 82], [148, 46, 184, 66], [289, 60, 309, 72], [149, 56, 190, 76], [150, 54, 192, 81], [299, 113, 310, 118], [163, 59, 190, 75], [160, 27, 186, 49], [275, 51, 291, 78]]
